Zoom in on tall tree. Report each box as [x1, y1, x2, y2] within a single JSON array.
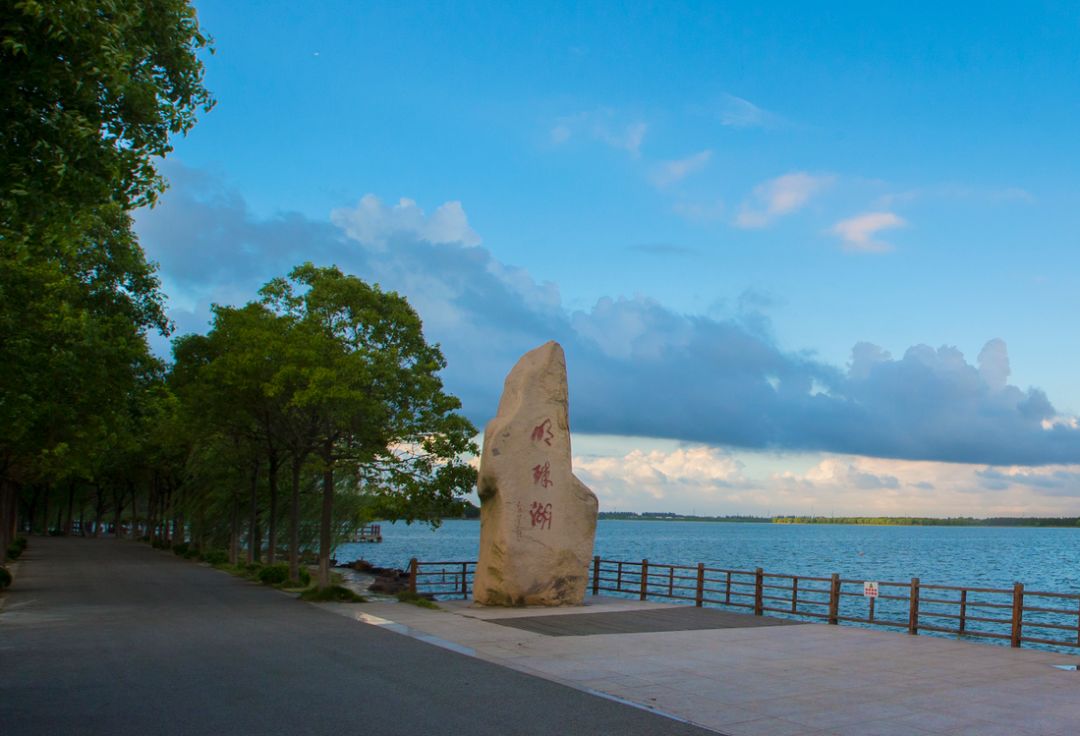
[[262, 264, 478, 587], [0, 1, 213, 555]]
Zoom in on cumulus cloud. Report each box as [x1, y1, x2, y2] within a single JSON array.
[[575, 446, 747, 509], [330, 195, 480, 248], [830, 212, 905, 252], [735, 172, 834, 229], [651, 149, 712, 188], [136, 163, 1080, 467]]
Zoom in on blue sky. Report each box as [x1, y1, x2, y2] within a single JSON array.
[[136, 1, 1080, 516]]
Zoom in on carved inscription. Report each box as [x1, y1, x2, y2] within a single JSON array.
[[529, 501, 553, 530]]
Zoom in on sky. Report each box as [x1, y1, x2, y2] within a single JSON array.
[[135, 1, 1080, 517]]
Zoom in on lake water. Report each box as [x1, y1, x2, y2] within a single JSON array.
[[338, 519, 1080, 593]]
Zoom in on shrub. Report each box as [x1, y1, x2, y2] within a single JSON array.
[[258, 563, 289, 586], [299, 585, 365, 603], [12, 537, 27, 552], [183, 549, 200, 560], [172, 542, 190, 556], [0, 566, 11, 589], [202, 549, 228, 565], [6, 540, 25, 561]]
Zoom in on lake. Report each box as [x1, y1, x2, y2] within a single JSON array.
[[337, 519, 1080, 593]]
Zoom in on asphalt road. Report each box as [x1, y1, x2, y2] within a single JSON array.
[[0, 537, 716, 735]]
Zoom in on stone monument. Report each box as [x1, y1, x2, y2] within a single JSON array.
[[473, 341, 599, 606]]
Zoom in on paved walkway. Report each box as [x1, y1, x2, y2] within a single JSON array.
[[0, 538, 713, 736], [320, 595, 1080, 736]]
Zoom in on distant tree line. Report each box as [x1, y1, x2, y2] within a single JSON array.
[[596, 513, 1080, 528], [0, 2, 478, 588]]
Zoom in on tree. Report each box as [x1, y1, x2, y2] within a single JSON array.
[[0, 1, 213, 555], [261, 264, 479, 587]]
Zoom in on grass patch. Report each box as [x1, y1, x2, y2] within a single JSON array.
[[396, 590, 439, 609], [299, 585, 365, 603]]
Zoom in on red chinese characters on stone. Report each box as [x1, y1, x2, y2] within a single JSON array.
[[529, 502, 553, 530], [532, 461, 553, 488], [530, 418, 554, 446]]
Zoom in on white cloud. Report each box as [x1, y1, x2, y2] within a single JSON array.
[[575, 446, 746, 508], [735, 172, 834, 229], [830, 211, 905, 252], [550, 110, 648, 157], [651, 149, 713, 188], [330, 195, 481, 248], [719, 94, 783, 129]]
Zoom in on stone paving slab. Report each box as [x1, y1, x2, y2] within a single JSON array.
[[490, 605, 800, 636], [322, 595, 1080, 736]]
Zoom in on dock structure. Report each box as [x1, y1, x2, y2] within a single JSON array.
[[350, 523, 382, 543], [336, 595, 1080, 736]]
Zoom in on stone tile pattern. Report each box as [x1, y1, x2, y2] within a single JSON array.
[[474, 341, 598, 606], [336, 597, 1080, 736]]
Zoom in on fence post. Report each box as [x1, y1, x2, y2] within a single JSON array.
[[959, 590, 967, 635], [828, 573, 840, 625], [460, 561, 468, 598], [1011, 582, 1024, 648], [754, 567, 764, 616], [908, 578, 920, 636], [592, 556, 600, 595], [640, 559, 649, 601], [791, 576, 799, 614], [695, 563, 705, 607], [408, 558, 418, 594]]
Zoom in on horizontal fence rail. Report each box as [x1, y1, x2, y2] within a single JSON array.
[[408, 559, 475, 599], [411, 556, 1080, 652]]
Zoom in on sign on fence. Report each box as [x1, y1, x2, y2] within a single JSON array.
[[863, 581, 879, 598]]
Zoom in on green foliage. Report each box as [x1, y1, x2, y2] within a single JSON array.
[[6, 537, 28, 561], [299, 585, 365, 603], [201, 549, 228, 565], [172, 542, 189, 556], [396, 590, 439, 609], [257, 563, 289, 585], [0, 0, 212, 525], [0, 566, 11, 589]]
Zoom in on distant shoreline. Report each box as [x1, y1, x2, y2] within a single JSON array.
[[595, 512, 1080, 528]]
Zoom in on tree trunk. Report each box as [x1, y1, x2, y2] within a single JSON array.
[[93, 485, 105, 538], [64, 484, 75, 535], [247, 458, 260, 564], [0, 480, 13, 559], [289, 457, 302, 583], [42, 487, 50, 536], [317, 441, 334, 589], [229, 492, 239, 565], [266, 451, 279, 564], [113, 486, 125, 538]]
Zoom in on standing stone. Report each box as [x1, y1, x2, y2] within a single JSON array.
[[474, 341, 599, 606]]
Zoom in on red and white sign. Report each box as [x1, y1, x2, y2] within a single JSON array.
[[863, 581, 879, 598]]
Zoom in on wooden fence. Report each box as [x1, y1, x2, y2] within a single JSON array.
[[410, 556, 1080, 652]]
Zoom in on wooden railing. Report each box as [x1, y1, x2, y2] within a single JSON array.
[[410, 555, 1080, 652], [592, 558, 1080, 651], [408, 559, 475, 599]]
